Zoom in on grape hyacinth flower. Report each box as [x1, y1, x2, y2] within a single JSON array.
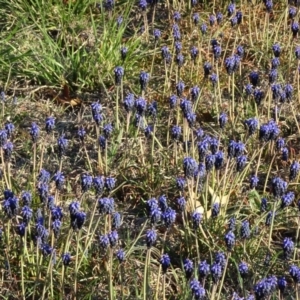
[[265, 212, 274, 228], [244, 118, 258, 135], [3, 142, 13, 161], [254, 276, 277, 299], [271, 83, 281, 100], [259, 120, 279, 142], [98, 197, 114, 215], [146, 198, 158, 216], [183, 258, 194, 279], [219, 112, 228, 129], [215, 252, 226, 269], [209, 14, 216, 26], [172, 24, 181, 40], [210, 73, 218, 86], [250, 175, 259, 189], [51, 206, 63, 221], [21, 206, 33, 224], [225, 55, 239, 75], [98, 136, 106, 150], [205, 154, 215, 171], [149, 206, 161, 225], [190, 86, 200, 102], [200, 23, 207, 34], [52, 219, 62, 238], [5, 122, 14, 138], [114, 66, 124, 85], [213, 44, 222, 60], [21, 191, 32, 206], [285, 83, 293, 100], [16, 223, 26, 237], [37, 183, 49, 203], [228, 217, 236, 231], [62, 253, 71, 266], [277, 276, 287, 293], [193, 13, 200, 25], [175, 53, 184, 67], [224, 230, 235, 251], [161, 46, 171, 63], [272, 43, 281, 57], [295, 46, 300, 59], [45, 117, 55, 134], [171, 125, 182, 140], [71, 211, 86, 230], [57, 135, 68, 158], [177, 196, 186, 211], [183, 157, 198, 178], [103, 123, 113, 139], [214, 151, 224, 170], [212, 202, 220, 218], [261, 198, 268, 212], [289, 265, 300, 283], [176, 81, 185, 97], [116, 15, 123, 27], [227, 1, 235, 16], [216, 12, 223, 24], [139, 0, 147, 11], [236, 11, 242, 24], [174, 41, 182, 54], [292, 21, 299, 37], [93, 176, 105, 194], [112, 212, 121, 230], [176, 177, 185, 191], [153, 29, 161, 41], [240, 220, 251, 239], [158, 195, 168, 212], [230, 16, 238, 27], [3, 195, 19, 218], [139, 71, 149, 91], [269, 69, 278, 83], [249, 71, 259, 86], [116, 249, 125, 262], [245, 84, 253, 96], [105, 176, 116, 191], [30, 123, 39, 143], [120, 46, 128, 60], [135, 97, 147, 115], [173, 11, 181, 22], [281, 191, 295, 208], [169, 94, 177, 109], [104, 0, 114, 11], [253, 88, 264, 105], [283, 237, 294, 259], [289, 6, 297, 19], [198, 260, 210, 279], [211, 262, 222, 283], [190, 278, 205, 299], [236, 45, 244, 57], [146, 228, 157, 248], [160, 253, 171, 274], [203, 62, 212, 77], [236, 155, 247, 172], [192, 211, 202, 229], [147, 101, 157, 118], [77, 126, 86, 142], [238, 262, 248, 278], [53, 171, 65, 190], [108, 230, 118, 247], [271, 57, 280, 69], [123, 93, 135, 113], [40, 244, 53, 256], [99, 234, 110, 249], [91, 102, 103, 125], [276, 137, 285, 150], [271, 177, 288, 198], [81, 173, 93, 192], [290, 161, 300, 180]]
